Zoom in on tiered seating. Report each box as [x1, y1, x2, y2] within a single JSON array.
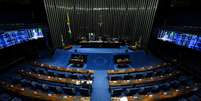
[[31, 61, 94, 81], [0, 62, 95, 101], [0, 89, 23, 101], [109, 71, 180, 86], [18, 69, 92, 86], [114, 55, 131, 68], [108, 62, 170, 74], [0, 80, 90, 101], [32, 61, 94, 74], [68, 54, 87, 68], [111, 84, 199, 101], [108, 63, 201, 101], [108, 66, 175, 81]]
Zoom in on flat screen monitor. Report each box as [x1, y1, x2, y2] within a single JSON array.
[[0, 28, 44, 49], [194, 36, 201, 51], [188, 35, 198, 49], [157, 30, 201, 52], [158, 31, 173, 42], [28, 28, 44, 40], [175, 33, 183, 46]]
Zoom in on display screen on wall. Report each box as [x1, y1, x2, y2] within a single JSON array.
[[157, 30, 201, 51], [0, 28, 44, 49]]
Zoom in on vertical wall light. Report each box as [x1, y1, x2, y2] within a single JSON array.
[[43, 0, 159, 48]]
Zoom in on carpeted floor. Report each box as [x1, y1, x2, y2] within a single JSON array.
[[37, 46, 162, 101], [91, 70, 110, 101]]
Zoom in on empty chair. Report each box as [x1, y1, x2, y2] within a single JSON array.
[[143, 86, 153, 94], [20, 80, 32, 88], [31, 81, 37, 86], [57, 73, 66, 78], [0, 93, 12, 101], [11, 77, 22, 84], [150, 85, 160, 93], [110, 85, 133, 91], [41, 84, 49, 91], [187, 95, 200, 101], [81, 75, 91, 80], [186, 80, 194, 86], [110, 75, 122, 81], [79, 88, 90, 96], [34, 83, 43, 90], [31, 81, 40, 90], [11, 97, 22, 101], [38, 69, 46, 75], [155, 71, 163, 76], [31, 68, 38, 73], [55, 86, 63, 93], [81, 82, 91, 89], [164, 67, 173, 73], [170, 80, 180, 88], [135, 73, 144, 79], [145, 72, 153, 77], [196, 90, 201, 97], [68, 74, 79, 79], [160, 69, 167, 74], [48, 86, 59, 94], [159, 83, 170, 91], [124, 75, 133, 80], [111, 89, 124, 97], [127, 88, 140, 96], [47, 71, 56, 76], [178, 76, 188, 82], [138, 87, 146, 95], [178, 98, 188, 101], [62, 87, 75, 95]]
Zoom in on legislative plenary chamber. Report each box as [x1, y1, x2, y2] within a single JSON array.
[[1, 0, 201, 101]]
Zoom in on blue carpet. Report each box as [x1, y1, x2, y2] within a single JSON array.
[[129, 51, 162, 68], [85, 53, 114, 70], [36, 47, 162, 101], [91, 70, 110, 101], [68, 45, 133, 54], [37, 47, 162, 70], [38, 49, 72, 67]]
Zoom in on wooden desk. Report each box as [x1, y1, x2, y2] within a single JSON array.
[[0, 81, 90, 101], [108, 63, 170, 74], [19, 70, 93, 85], [70, 59, 84, 63], [109, 71, 179, 86], [32, 62, 94, 75], [79, 41, 122, 48], [111, 83, 200, 101]]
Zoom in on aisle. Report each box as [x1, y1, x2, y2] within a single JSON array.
[[91, 70, 110, 101]]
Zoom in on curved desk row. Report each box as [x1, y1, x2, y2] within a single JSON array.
[[111, 83, 199, 101], [109, 71, 180, 86], [19, 70, 93, 85], [108, 62, 170, 74], [32, 61, 94, 75], [0, 81, 90, 101]]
